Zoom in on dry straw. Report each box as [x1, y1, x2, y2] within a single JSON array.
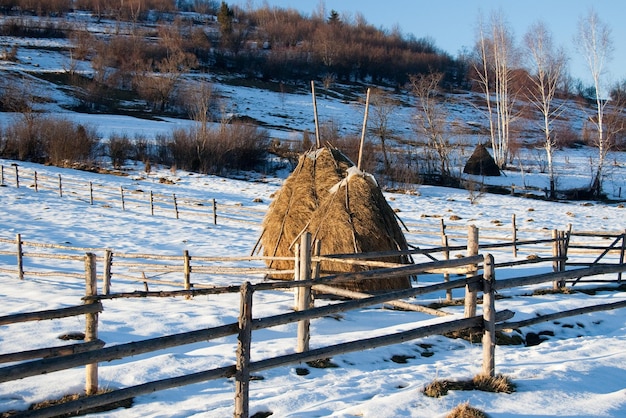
[[258, 145, 412, 293]]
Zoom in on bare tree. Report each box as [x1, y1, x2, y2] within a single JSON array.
[[575, 9, 614, 197], [410, 72, 453, 180], [523, 21, 567, 198], [368, 87, 397, 172], [473, 10, 518, 169]]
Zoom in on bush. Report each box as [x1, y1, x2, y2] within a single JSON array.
[[108, 134, 133, 169], [167, 122, 269, 175], [1, 116, 98, 165]]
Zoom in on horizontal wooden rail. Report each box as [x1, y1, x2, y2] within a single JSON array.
[[0, 303, 103, 326], [494, 263, 626, 291], [497, 299, 626, 330], [0, 340, 106, 364], [0, 323, 239, 383]]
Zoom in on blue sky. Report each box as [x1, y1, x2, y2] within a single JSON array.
[[236, 0, 625, 87]]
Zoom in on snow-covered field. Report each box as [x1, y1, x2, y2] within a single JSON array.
[[1, 20, 626, 416], [1, 157, 626, 418]]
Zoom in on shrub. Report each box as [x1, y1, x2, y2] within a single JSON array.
[[45, 120, 99, 166], [108, 134, 133, 169], [167, 122, 270, 175], [1, 116, 99, 165]]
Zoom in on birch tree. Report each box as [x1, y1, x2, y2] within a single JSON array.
[[523, 21, 567, 199], [473, 11, 517, 169], [575, 9, 614, 197]]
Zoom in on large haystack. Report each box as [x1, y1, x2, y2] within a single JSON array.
[[463, 143, 501, 176], [259, 147, 353, 273], [258, 146, 412, 293]]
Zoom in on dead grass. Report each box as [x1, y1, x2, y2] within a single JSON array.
[[447, 402, 489, 418], [423, 374, 515, 398]]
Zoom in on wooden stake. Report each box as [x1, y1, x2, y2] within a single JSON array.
[[357, 87, 371, 170], [173, 193, 179, 219], [482, 254, 496, 377], [84, 252, 99, 395], [212, 198, 217, 225], [89, 182, 94, 205], [234, 282, 253, 418], [464, 225, 479, 318], [34, 171, 38, 192], [311, 80, 321, 148], [150, 191, 154, 215], [296, 233, 312, 353], [16, 233, 23, 280], [15, 165, 19, 188], [512, 214, 517, 257], [183, 250, 191, 296], [103, 250, 112, 295], [120, 186, 125, 211], [58, 174, 62, 197]]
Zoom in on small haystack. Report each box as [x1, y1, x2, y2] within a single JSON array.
[[257, 145, 412, 293], [306, 167, 412, 292], [463, 143, 501, 176]]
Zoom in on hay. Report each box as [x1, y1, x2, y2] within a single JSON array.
[[463, 143, 500, 176], [258, 145, 412, 293], [260, 147, 353, 273], [307, 168, 411, 292]]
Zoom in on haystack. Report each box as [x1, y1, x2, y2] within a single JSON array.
[[463, 143, 501, 176], [258, 145, 412, 293], [259, 147, 353, 274], [306, 167, 412, 292]]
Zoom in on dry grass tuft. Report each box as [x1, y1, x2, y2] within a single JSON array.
[[472, 373, 516, 393], [423, 374, 515, 399], [423, 379, 449, 398], [446, 402, 488, 418]]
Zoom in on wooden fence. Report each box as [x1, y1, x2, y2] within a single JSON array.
[[0, 164, 266, 225], [2, 231, 626, 417]]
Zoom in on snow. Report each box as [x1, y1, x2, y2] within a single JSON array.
[[1, 156, 626, 418], [1, 22, 626, 416]]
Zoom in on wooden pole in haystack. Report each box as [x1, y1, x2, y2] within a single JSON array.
[[311, 80, 321, 148], [358, 88, 371, 170]]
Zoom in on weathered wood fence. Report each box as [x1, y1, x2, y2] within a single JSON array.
[[2, 231, 626, 417], [0, 164, 266, 225]]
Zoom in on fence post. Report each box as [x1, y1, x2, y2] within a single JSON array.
[[103, 250, 112, 295], [34, 171, 38, 192], [296, 232, 312, 353], [212, 198, 217, 225], [150, 190, 154, 215], [58, 174, 62, 197], [552, 230, 561, 289], [234, 281, 253, 418], [89, 181, 94, 205], [16, 233, 23, 280], [442, 235, 451, 301], [512, 214, 517, 257], [120, 186, 125, 211], [464, 225, 479, 318], [15, 165, 19, 188], [183, 250, 191, 297], [482, 253, 496, 377], [617, 229, 626, 283], [173, 194, 179, 219], [1, 164, 4, 185], [84, 252, 99, 395]]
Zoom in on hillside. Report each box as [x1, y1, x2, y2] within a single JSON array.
[[0, 8, 624, 202]]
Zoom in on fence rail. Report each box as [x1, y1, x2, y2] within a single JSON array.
[[2, 239, 626, 418]]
